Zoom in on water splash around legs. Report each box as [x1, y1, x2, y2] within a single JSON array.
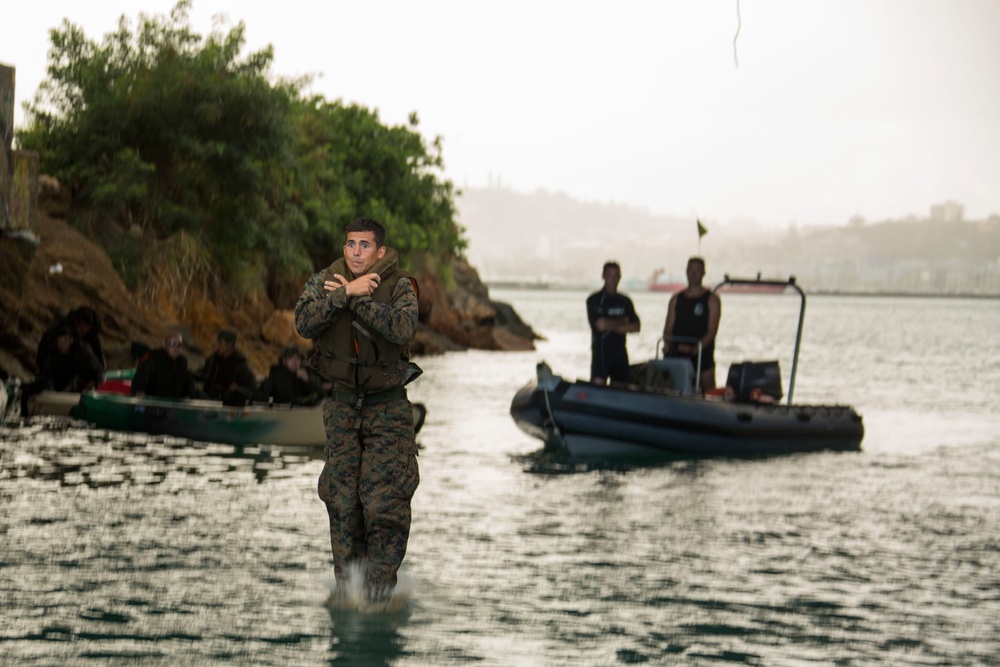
[[324, 561, 412, 614]]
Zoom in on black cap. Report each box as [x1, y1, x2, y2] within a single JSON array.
[[217, 329, 237, 344], [281, 345, 302, 360]]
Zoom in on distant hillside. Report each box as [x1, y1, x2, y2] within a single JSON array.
[[456, 186, 1000, 296], [732, 218, 1000, 294], [456, 186, 781, 288]]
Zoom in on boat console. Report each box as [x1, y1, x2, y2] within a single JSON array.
[[647, 358, 697, 395]]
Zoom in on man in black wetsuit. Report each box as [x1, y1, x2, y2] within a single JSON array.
[[586, 261, 641, 386], [662, 256, 721, 392]]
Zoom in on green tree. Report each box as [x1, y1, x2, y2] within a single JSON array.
[[290, 98, 465, 272], [19, 1, 303, 293], [17, 0, 465, 304]]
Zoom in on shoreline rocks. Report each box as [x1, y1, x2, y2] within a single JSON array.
[[0, 179, 539, 381]]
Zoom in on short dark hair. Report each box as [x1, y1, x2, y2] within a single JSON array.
[[217, 329, 237, 344], [688, 256, 706, 270], [345, 217, 386, 248], [602, 261, 621, 275]]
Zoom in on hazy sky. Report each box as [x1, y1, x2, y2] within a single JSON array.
[[4, 0, 999, 227]]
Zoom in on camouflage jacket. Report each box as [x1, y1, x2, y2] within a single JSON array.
[[294, 247, 419, 393]]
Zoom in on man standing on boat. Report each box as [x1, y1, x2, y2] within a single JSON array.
[[662, 256, 721, 392], [586, 261, 641, 386], [294, 217, 421, 606]]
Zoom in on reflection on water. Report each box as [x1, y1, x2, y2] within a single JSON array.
[[514, 447, 702, 476], [1, 417, 322, 488], [326, 606, 410, 666]]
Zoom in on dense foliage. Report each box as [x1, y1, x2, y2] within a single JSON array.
[[17, 0, 464, 302], [290, 99, 462, 274]]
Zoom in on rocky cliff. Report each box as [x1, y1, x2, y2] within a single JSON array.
[[0, 177, 538, 381]]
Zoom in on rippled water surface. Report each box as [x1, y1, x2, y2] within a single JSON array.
[[2, 290, 999, 666]]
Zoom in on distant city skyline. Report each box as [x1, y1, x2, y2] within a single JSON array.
[[457, 185, 1000, 296], [3, 0, 999, 227]]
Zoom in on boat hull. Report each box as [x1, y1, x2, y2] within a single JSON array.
[[53, 391, 426, 448], [29, 390, 81, 417], [510, 378, 863, 458], [74, 392, 328, 447]]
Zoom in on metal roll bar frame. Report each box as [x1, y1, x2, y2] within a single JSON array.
[[711, 274, 805, 405]]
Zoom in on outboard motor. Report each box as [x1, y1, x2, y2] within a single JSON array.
[[726, 361, 783, 402]]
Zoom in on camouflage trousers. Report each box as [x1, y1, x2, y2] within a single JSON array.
[[318, 396, 419, 597]]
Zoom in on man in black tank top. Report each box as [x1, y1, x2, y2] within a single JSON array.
[[662, 256, 721, 392], [586, 261, 641, 386]]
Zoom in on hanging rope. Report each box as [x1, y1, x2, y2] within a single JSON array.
[[733, 0, 742, 68]]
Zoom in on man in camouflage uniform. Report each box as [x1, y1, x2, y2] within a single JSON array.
[[294, 217, 421, 602]]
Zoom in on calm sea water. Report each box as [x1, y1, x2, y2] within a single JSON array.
[[2, 289, 999, 666]]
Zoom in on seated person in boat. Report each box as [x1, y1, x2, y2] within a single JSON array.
[[196, 329, 257, 404], [586, 261, 641, 386], [662, 256, 721, 392], [20, 323, 103, 416], [255, 345, 323, 406], [131, 331, 201, 399], [36, 306, 107, 382]]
